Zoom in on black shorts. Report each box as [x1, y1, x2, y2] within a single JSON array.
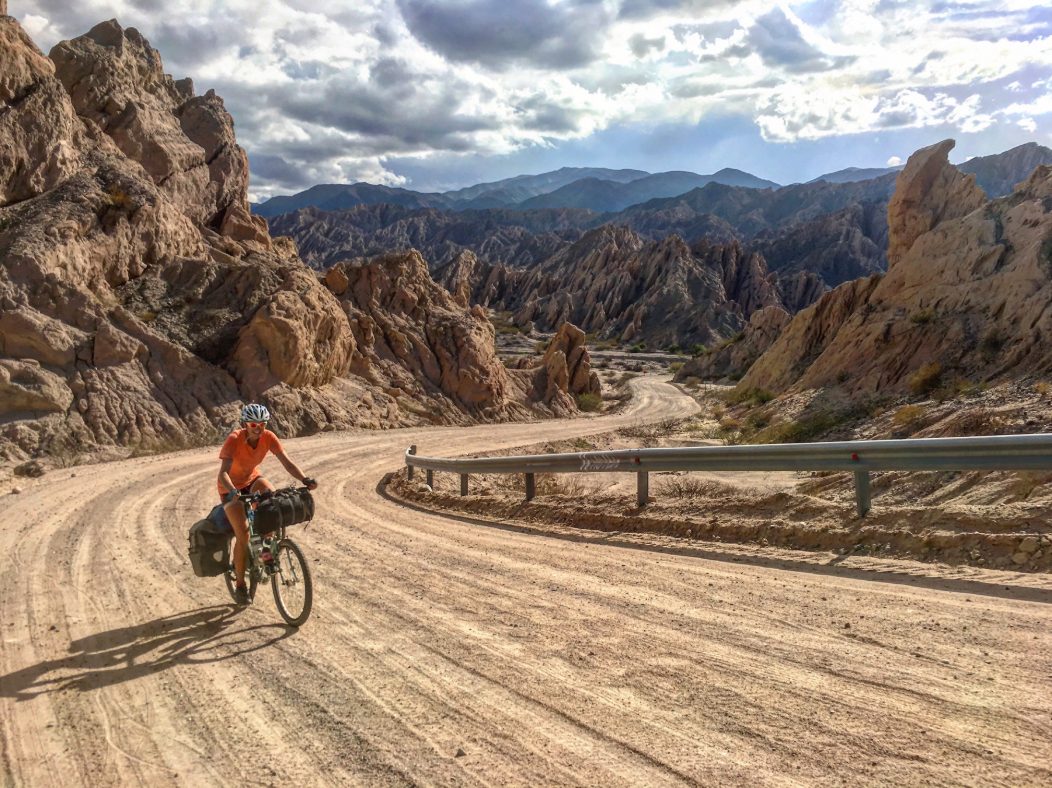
[[221, 482, 257, 504]]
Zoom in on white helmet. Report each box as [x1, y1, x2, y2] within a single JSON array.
[[240, 403, 271, 424]]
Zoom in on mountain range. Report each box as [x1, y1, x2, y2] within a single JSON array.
[[254, 144, 1051, 219]]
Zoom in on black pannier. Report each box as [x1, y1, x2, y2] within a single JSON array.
[[254, 488, 314, 535], [187, 518, 230, 577]]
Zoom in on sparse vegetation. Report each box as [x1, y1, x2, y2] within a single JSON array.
[[628, 342, 647, 353], [908, 362, 942, 396], [575, 392, 602, 412], [893, 404, 926, 428], [724, 387, 774, 407], [909, 308, 935, 324], [108, 185, 134, 210], [979, 332, 1005, 359], [669, 361, 683, 373]]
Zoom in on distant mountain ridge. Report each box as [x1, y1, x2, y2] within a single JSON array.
[[254, 143, 1052, 220], [254, 166, 781, 217]]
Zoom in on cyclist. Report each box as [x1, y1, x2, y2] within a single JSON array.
[[218, 403, 318, 604]]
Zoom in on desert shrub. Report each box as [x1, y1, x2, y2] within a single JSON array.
[[752, 411, 844, 444], [575, 392, 602, 412], [893, 404, 926, 427], [108, 186, 134, 209], [908, 362, 942, 396], [724, 387, 774, 406], [909, 308, 935, 324], [534, 339, 549, 353], [137, 310, 158, 323], [691, 344, 709, 357], [628, 342, 647, 353], [836, 370, 850, 384], [658, 476, 727, 499], [979, 332, 1004, 359], [1035, 382, 1052, 397], [665, 343, 681, 354], [669, 361, 684, 373]]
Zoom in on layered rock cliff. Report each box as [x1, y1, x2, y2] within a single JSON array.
[[738, 139, 1052, 397], [0, 16, 591, 462], [430, 226, 816, 348]]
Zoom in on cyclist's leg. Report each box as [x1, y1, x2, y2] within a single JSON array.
[[224, 495, 250, 585], [249, 476, 275, 494]]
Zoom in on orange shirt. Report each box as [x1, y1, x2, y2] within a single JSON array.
[[217, 429, 283, 498]]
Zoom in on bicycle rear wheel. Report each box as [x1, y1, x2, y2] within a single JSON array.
[[224, 541, 258, 603], [271, 538, 313, 626]]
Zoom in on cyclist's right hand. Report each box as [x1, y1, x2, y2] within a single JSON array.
[[224, 489, 242, 504]]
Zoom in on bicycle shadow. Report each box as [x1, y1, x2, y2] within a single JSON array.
[[1, 605, 295, 702]]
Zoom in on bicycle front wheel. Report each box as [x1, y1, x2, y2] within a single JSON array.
[[271, 538, 313, 626]]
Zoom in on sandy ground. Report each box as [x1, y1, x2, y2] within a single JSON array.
[[1, 376, 1050, 786]]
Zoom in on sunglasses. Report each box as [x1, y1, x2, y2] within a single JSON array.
[[244, 421, 267, 429]]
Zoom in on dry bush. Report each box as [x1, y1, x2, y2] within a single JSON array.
[[658, 476, 728, 499], [535, 474, 602, 498], [892, 404, 926, 427], [575, 392, 602, 412], [908, 362, 942, 396]]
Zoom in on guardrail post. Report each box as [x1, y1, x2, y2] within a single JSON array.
[[525, 473, 535, 501], [407, 445, 416, 480], [637, 471, 648, 507], [460, 474, 469, 496], [426, 469, 433, 488], [854, 470, 871, 517]]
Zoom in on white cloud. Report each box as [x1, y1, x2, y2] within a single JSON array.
[[14, 0, 1052, 195], [886, 155, 902, 166]]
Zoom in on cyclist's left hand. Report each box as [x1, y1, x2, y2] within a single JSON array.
[[303, 477, 318, 491]]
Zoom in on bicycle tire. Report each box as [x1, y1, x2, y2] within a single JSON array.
[[271, 538, 313, 627], [224, 540, 258, 603]]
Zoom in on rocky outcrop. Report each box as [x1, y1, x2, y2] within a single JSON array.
[[737, 140, 1052, 397], [432, 226, 804, 349], [532, 323, 601, 413], [323, 250, 527, 421], [886, 140, 986, 267], [49, 20, 268, 245], [749, 201, 888, 287], [0, 16, 567, 463], [0, 17, 87, 206], [675, 306, 792, 382]]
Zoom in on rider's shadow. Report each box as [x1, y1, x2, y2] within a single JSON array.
[[0, 605, 294, 702]]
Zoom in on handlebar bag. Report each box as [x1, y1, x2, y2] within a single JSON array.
[[188, 518, 230, 577], [253, 489, 315, 535]]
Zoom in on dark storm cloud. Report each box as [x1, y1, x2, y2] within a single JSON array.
[[396, 0, 613, 70], [247, 152, 305, 185], [745, 7, 854, 73], [257, 66, 503, 156], [147, 21, 229, 73], [629, 33, 665, 58]]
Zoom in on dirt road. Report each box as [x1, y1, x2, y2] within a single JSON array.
[[2, 377, 1050, 786]]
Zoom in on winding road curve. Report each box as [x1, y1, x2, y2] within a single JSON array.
[[2, 377, 1050, 785]]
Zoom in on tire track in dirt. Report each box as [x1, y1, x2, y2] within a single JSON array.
[[2, 376, 1051, 785]]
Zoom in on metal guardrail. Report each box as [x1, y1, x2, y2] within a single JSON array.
[[404, 434, 1052, 516]]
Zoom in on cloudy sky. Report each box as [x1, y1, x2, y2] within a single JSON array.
[[15, 0, 1052, 200]]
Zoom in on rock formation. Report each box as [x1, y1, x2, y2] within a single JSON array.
[[736, 140, 1052, 397], [532, 323, 602, 413], [675, 306, 792, 382], [430, 226, 814, 349], [885, 140, 986, 267], [0, 16, 591, 463]]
